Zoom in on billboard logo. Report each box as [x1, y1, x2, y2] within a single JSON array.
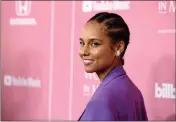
[[155, 82, 175, 99], [10, 1, 37, 26]]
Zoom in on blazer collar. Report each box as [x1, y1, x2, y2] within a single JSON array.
[[101, 66, 126, 86]]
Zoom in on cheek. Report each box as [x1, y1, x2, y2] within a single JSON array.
[[78, 50, 81, 57], [92, 49, 103, 59], [93, 47, 114, 61], [93, 49, 100, 56], [79, 47, 83, 57]]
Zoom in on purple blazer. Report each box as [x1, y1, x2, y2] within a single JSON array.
[[78, 66, 148, 121]]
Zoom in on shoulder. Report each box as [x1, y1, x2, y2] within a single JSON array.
[[106, 74, 142, 96], [104, 74, 144, 106]]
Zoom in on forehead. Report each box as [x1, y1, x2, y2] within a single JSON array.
[[80, 21, 108, 40]]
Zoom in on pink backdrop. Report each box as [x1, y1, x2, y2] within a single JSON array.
[[1, 1, 175, 121]]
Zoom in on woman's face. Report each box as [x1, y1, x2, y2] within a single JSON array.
[[79, 21, 116, 73]]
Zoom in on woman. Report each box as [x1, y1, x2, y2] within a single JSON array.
[[78, 12, 148, 121]]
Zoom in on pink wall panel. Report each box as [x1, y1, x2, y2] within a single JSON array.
[[1, 1, 175, 121]]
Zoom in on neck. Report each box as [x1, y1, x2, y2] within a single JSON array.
[[96, 63, 122, 81]]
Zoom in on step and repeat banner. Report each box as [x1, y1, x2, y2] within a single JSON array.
[[1, 1, 175, 121]]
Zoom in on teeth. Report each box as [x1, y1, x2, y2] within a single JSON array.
[[84, 60, 92, 63]]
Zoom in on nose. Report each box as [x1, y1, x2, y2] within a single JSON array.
[[79, 45, 90, 58]]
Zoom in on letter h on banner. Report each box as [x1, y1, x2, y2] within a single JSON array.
[[16, 1, 31, 16]]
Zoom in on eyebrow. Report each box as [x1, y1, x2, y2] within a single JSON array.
[[79, 38, 102, 42], [79, 38, 83, 41]]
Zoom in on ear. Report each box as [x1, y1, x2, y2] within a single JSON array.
[[113, 41, 125, 52], [117, 40, 125, 55]]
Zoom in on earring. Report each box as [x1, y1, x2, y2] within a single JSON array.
[[116, 50, 120, 56]]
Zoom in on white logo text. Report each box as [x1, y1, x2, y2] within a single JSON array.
[[158, 1, 175, 14], [82, 1, 130, 12], [10, 1, 37, 26], [4, 75, 41, 88], [155, 83, 175, 99]]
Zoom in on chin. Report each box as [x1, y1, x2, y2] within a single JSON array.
[[84, 67, 96, 73]]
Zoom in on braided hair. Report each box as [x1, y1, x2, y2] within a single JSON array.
[[87, 12, 130, 65]]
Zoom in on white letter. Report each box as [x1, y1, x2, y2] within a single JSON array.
[[169, 1, 175, 13], [158, 1, 167, 13], [16, 1, 31, 16], [171, 84, 176, 99], [155, 83, 162, 98]]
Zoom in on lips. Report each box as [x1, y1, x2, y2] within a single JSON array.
[[83, 59, 94, 65]]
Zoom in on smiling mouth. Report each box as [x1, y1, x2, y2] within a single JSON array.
[[83, 59, 94, 65]]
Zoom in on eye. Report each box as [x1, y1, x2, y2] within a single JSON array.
[[91, 42, 100, 47], [80, 41, 84, 46]]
